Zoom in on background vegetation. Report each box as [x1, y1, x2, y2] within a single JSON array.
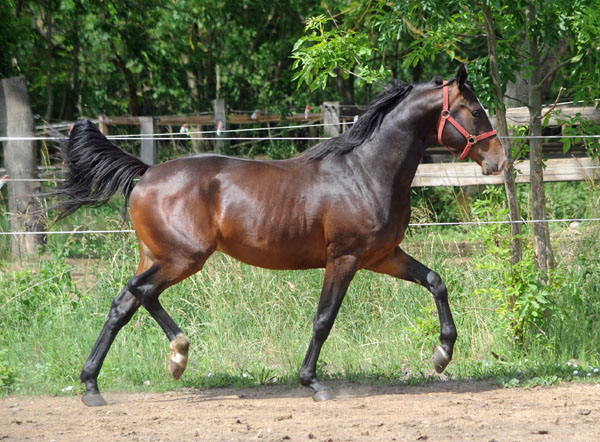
[[1, 180, 600, 396], [3, 1, 599, 122], [1, 0, 600, 396]]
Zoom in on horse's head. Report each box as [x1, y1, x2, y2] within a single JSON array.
[[437, 64, 506, 176]]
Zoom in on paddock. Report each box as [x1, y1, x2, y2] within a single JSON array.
[[2, 381, 599, 441]]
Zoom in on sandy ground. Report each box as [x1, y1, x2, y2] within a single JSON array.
[[2, 381, 600, 441]]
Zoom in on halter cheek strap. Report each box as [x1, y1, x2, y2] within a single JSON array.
[[437, 81, 497, 161]]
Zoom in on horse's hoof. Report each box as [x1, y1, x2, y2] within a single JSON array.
[[168, 360, 186, 381], [433, 346, 451, 374], [82, 392, 107, 407], [312, 389, 335, 402], [168, 334, 189, 381]]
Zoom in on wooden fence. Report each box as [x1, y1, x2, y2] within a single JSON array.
[[412, 157, 599, 187], [90, 100, 600, 166]]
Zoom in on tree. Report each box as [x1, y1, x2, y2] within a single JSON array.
[[4, 0, 335, 119], [292, 0, 600, 279]]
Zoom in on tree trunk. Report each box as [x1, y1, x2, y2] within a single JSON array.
[[525, 5, 555, 276], [335, 70, 355, 104], [112, 50, 140, 116], [483, 6, 523, 272], [63, 9, 80, 121], [0, 77, 45, 259], [44, 2, 54, 121]]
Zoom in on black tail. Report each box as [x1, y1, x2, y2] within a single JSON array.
[[51, 119, 150, 221]]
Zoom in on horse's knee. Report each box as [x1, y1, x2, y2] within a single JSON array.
[[312, 315, 334, 342]]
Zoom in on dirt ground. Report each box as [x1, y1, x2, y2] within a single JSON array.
[[2, 381, 599, 441]]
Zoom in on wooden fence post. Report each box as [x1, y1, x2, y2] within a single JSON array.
[[98, 115, 109, 135], [213, 98, 227, 152], [0, 77, 45, 259], [139, 116, 157, 165], [322, 101, 340, 137]]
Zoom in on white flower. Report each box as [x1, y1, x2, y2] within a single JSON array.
[[573, 370, 579, 375]]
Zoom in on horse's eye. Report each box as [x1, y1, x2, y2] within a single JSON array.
[[471, 110, 481, 118]]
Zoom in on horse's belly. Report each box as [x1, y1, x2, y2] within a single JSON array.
[[216, 231, 326, 270]]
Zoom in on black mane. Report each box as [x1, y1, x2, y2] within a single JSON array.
[[299, 82, 414, 160]]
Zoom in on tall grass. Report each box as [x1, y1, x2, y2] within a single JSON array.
[[1, 180, 600, 396]]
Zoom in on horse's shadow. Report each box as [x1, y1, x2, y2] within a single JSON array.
[[117, 378, 503, 405]]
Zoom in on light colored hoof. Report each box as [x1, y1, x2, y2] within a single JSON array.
[[168, 334, 189, 381], [169, 360, 186, 381], [82, 392, 107, 407], [313, 389, 335, 402], [433, 346, 450, 374]]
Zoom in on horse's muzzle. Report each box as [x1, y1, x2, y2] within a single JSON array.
[[481, 159, 506, 176]]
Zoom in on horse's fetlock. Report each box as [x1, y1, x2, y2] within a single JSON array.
[[170, 333, 189, 355], [299, 368, 315, 387]]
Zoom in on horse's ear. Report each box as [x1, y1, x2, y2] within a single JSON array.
[[456, 63, 468, 89]]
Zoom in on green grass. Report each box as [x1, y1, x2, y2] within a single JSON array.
[[1, 180, 600, 397]]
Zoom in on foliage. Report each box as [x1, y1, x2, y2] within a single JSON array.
[[290, 0, 600, 113], [2, 180, 600, 397], [0, 349, 15, 393], [292, 14, 388, 91], [470, 186, 566, 349], [555, 111, 600, 159], [1, 0, 333, 119], [2, 0, 600, 397]]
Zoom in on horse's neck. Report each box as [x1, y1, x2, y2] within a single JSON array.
[[354, 94, 439, 192]]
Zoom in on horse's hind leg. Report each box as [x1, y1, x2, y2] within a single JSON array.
[[126, 262, 199, 381], [367, 247, 457, 373], [80, 249, 206, 406], [126, 233, 214, 381], [80, 288, 140, 406]]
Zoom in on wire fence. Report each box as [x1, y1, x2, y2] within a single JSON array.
[[1, 121, 599, 237], [1, 164, 599, 183], [1, 218, 599, 236], [1, 117, 600, 141]]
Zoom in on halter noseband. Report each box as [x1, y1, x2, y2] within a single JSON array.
[[437, 81, 497, 161]]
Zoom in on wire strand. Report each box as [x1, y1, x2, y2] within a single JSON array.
[[1, 217, 598, 236], [2, 133, 600, 142]]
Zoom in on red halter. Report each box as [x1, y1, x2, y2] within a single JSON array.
[[437, 81, 497, 161]]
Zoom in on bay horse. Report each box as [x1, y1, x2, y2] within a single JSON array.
[[53, 64, 505, 406]]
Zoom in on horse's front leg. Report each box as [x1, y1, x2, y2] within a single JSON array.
[[299, 255, 358, 401], [367, 246, 457, 373]]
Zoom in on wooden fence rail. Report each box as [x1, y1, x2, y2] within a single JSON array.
[[412, 157, 599, 187], [91, 100, 600, 164], [96, 100, 600, 130]]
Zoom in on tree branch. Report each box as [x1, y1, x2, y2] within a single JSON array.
[[503, 94, 528, 107], [540, 87, 566, 121], [537, 57, 575, 88]]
